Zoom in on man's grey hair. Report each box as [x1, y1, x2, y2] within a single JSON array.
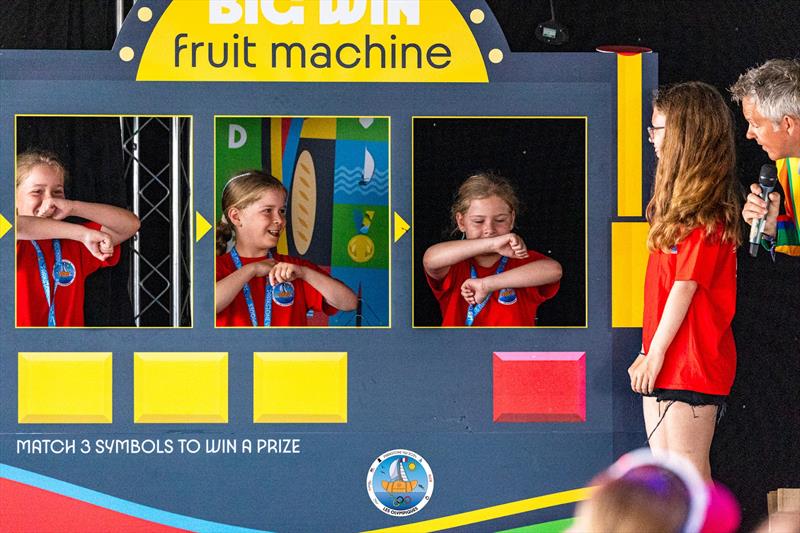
[[730, 58, 800, 123]]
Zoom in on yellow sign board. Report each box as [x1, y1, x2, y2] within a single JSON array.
[[137, 0, 488, 82]]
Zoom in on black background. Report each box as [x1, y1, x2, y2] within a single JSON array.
[[2, 1, 799, 530], [413, 118, 586, 327], [16, 117, 134, 326]]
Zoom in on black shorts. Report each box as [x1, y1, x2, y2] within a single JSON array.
[[646, 388, 727, 407], [643, 388, 728, 423]]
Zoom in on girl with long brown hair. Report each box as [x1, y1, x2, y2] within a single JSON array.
[[628, 82, 741, 480]]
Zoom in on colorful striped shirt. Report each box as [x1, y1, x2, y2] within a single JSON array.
[[775, 157, 800, 256]]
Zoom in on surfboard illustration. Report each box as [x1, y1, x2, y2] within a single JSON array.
[[291, 150, 316, 255], [360, 147, 375, 186], [382, 457, 418, 493]]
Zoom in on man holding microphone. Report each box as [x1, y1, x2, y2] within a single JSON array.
[[731, 59, 800, 257]]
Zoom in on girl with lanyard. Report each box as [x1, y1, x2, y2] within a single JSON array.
[[628, 82, 741, 481], [422, 172, 562, 327], [215, 170, 357, 327], [15, 149, 140, 327]]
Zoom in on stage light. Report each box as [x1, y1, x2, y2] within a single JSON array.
[[535, 0, 569, 45]]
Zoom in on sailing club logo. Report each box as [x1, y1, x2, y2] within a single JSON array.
[[497, 287, 517, 305], [271, 281, 295, 306], [53, 259, 76, 287], [366, 449, 434, 516]]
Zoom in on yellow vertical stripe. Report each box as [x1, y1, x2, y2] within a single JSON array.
[[271, 118, 289, 255], [617, 53, 643, 217], [611, 222, 650, 327]]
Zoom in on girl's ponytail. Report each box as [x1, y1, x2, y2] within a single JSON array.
[[216, 216, 234, 256]]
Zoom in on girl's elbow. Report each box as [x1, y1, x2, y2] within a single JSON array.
[[129, 214, 141, 235], [549, 261, 563, 281], [339, 294, 358, 312], [422, 249, 436, 272]]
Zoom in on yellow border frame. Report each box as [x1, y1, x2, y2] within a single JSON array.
[[411, 116, 589, 329], [14, 114, 195, 329], [213, 115, 392, 330]]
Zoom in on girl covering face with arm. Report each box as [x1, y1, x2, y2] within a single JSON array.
[[422, 172, 562, 327], [15, 149, 140, 327]]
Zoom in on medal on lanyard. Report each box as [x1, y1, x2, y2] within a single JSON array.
[[31, 239, 62, 327], [230, 247, 273, 327], [465, 256, 508, 326]]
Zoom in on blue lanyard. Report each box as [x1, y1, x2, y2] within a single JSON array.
[[31, 239, 62, 327], [230, 248, 272, 327], [465, 256, 508, 327]]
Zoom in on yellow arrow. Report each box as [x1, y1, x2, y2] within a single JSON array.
[[393, 212, 410, 243], [196, 211, 212, 242], [0, 214, 11, 239]]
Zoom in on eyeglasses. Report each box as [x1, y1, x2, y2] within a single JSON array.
[[647, 125, 665, 139]]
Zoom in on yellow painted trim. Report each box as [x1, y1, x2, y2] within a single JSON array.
[[0, 213, 12, 239], [394, 212, 410, 243], [611, 222, 650, 328], [195, 211, 211, 242], [362, 487, 593, 532], [617, 54, 643, 217]]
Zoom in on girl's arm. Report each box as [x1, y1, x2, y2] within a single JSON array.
[[460, 258, 562, 305], [215, 260, 273, 313], [268, 263, 357, 311], [36, 198, 140, 245], [16, 215, 115, 261], [629, 280, 698, 394], [423, 234, 528, 280]]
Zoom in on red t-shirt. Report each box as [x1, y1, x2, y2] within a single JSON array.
[[216, 252, 337, 327], [642, 226, 737, 395], [426, 252, 560, 327], [16, 222, 121, 327]]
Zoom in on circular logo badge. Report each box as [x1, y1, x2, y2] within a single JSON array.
[[497, 287, 517, 305], [272, 281, 295, 307], [366, 449, 433, 517], [347, 234, 375, 263], [53, 259, 76, 287]]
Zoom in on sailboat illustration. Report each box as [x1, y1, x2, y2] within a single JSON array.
[[382, 457, 418, 493], [359, 147, 375, 186]]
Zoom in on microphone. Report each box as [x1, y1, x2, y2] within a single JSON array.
[[749, 164, 778, 257]]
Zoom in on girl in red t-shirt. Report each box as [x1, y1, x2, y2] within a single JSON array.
[[628, 82, 741, 480], [15, 149, 140, 327], [215, 170, 357, 327], [422, 172, 562, 327]]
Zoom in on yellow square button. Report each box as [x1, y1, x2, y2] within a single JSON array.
[[254, 352, 347, 423], [134, 352, 228, 423], [18, 352, 112, 424]]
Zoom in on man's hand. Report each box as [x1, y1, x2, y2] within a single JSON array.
[[742, 183, 780, 237]]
